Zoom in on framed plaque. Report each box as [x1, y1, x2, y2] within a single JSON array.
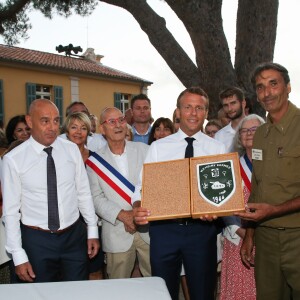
[[190, 152, 245, 218], [141, 152, 245, 221]]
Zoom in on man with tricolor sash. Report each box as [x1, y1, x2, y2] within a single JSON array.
[[86, 107, 151, 279]]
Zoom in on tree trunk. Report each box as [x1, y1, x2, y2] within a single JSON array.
[[235, 0, 278, 117], [101, 0, 200, 88], [100, 0, 278, 118], [0, 0, 278, 118], [166, 0, 236, 116]]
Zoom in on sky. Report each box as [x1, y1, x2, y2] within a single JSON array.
[[0, 0, 299, 120]]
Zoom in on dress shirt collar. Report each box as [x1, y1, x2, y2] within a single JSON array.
[[177, 128, 204, 142], [29, 136, 59, 155], [108, 142, 127, 157], [132, 123, 151, 136]]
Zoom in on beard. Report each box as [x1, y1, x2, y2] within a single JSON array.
[[228, 105, 243, 121]]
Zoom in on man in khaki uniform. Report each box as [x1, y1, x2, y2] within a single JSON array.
[[236, 62, 300, 300]]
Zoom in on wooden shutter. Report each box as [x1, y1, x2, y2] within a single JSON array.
[[54, 86, 63, 124], [26, 83, 36, 112], [114, 93, 122, 110]]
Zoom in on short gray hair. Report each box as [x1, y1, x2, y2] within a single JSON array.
[[233, 114, 265, 156]]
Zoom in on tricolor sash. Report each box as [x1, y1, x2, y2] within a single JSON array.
[[239, 154, 252, 193], [86, 151, 135, 205]]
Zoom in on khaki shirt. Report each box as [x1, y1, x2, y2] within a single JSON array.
[[249, 102, 300, 227]]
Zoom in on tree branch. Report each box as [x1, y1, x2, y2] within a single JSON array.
[[100, 0, 200, 87], [0, 0, 30, 21]]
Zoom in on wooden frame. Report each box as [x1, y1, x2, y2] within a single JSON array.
[[141, 152, 245, 221]]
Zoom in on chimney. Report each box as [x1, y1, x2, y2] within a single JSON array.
[[83, 48, 104, 63]]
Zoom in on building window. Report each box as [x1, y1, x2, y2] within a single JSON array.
[[36, 85, 51, 100], [120, 94, 130, 113], [26, 83, 63, 120], [114, 93, 130, 113]]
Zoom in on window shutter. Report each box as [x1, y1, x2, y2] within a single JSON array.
[[0, 80, 4, 122], [26, 83, 36, 112], [114, 93, 122, 110], [54, 86, 63, 124]]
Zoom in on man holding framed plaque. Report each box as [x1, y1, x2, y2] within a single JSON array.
[[132, 87, 225, 300], [236, 63, 300, 299]]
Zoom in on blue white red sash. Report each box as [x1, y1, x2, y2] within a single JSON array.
[[86, 151, 135, 205], [239, 154, 252, 193]]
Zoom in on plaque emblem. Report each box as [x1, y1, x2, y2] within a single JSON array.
[[197, 160, 236, 207]]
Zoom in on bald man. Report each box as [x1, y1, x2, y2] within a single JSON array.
[[2, 99, 99, 283]]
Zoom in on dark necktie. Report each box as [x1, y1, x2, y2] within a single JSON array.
[[43, 147, 60, 231], [185, 137, 195, 158]]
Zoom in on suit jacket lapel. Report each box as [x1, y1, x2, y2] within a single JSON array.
[[126, 142, 138, 184]]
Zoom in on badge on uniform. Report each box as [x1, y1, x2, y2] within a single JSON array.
[[252, 149, 263, 160]]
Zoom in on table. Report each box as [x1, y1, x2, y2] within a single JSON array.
[[0, 277, 171, 300]]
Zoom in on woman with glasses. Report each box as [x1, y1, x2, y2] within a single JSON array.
[[205, 119, 223, 138], [5, 115, 30, 146], [220, 114, 265, 300]]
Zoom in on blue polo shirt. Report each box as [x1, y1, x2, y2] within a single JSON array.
[[132, 124, 151, 144]]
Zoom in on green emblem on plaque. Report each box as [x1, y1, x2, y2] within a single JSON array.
[[197, 160, 235, 207]]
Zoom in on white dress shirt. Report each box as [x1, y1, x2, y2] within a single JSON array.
[[214, 123, 236, 152], [109, 147, 129, 179], [0, 159, 12, 265], [2, 136, 98, 266], [132, 129, 226, 203]]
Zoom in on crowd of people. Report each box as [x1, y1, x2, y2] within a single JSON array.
[[0, 62, 300, 300]]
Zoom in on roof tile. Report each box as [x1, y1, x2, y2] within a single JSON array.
[[0, 44, 152, 84]]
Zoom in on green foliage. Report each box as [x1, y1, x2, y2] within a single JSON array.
[[31, 0, 98, 18], [0, 1, 31, 45], [0, 0, 99, 45]]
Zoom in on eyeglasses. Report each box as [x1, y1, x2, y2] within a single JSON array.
[[239, 126, 258, 135], [101, 116, 127, 126]]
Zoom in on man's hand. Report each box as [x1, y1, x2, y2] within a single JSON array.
[[117, 210, 136, 234], [87, 238, 100, 259], [133, 206, 150, 225], [199, 214, 218, 222], [235, 203, 276, 222], [15, 262, 36, 282], [240, 228, 255, 269]]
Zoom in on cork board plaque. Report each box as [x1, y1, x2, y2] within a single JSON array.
[[190, 152, 245, 217], [141, 158, 191, 221], [141, 153, 245, 221]]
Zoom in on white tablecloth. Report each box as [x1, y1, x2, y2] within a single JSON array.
[[0, 277, 171, 300]]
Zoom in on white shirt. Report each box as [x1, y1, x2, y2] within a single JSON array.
[[2, 136, 98, 266], [132, 129, 226, 203], [214, 123, 236, 152], [0, 160, 12, 265], [109, 147, 129, 179], [59, 133, 107, 152]]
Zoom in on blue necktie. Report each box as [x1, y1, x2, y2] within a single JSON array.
[[44, 147, 60, 231], [185, 137, 195, 158]]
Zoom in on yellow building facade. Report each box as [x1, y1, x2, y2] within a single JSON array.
[[0, 44, 152, 126]]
